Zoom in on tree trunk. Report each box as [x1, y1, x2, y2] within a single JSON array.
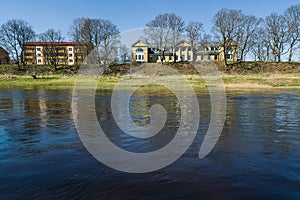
[[15, 48, 21, 71], [239, 51, 244, 62], [266, 48, 269, 62], [288, 44, 293, 62], [173, 52, 176, 63], [224, 51, 228, 66], [20, 47, 26, 71], [224, 56, 227, 67], [223, 41, 228, 67], [161, 50, 165, 66]]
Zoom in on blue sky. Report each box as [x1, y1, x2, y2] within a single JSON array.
[[0, 0, 299, 40]]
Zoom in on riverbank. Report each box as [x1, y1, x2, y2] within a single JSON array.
[[0, 62, 300, 89], [0, 73, 300, 89]]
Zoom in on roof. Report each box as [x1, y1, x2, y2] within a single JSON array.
[[200, 42, 220, 47], [131, 40, 149, 47], [0, 46, 8, 54], [176, 41, 192, 47], [25, 42, 80, 46]]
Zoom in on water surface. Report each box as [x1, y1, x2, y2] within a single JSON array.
[[0, 87, 300, 199]]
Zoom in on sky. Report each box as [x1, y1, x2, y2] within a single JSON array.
[[1, 0, 299, 41]]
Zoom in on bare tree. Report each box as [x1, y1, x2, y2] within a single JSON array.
[[284, 4, 300, 62], [119, 45, 130, 64], [39, 29, 64, 71], [69, 18, 84, 44], [144, 14, 171, 64], [69, 18, 120, 65], [250, 25, 270, 61], [98, 19, 120, 65], [69, 18, 96, 62], [0, 19, 35, 70], [236, 15, 263, 61], [168, 14, 185, 63], [265, 13, 288, 62], [144, 13, 185, 63], [213, 9, 242, 66], [185, 21, 203, 61]]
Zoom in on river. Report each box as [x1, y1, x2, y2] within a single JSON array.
[[0, 87, 300, 199]]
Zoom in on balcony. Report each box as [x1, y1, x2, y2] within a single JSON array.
[[24, 55, 34, 59], [57, 55, 67, 58], [24, 50, 35, 53]]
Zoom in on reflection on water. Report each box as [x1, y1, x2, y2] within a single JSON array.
[[0, 87, 300, 199]]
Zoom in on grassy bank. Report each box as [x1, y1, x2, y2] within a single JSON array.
[[0, 62, 300, 89], [0, 73, 300, 89]]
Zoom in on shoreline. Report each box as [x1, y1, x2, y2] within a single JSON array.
[[0, 73, 300, 89]]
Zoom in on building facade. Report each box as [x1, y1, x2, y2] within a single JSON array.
[[23, 42, 88, 65], [0, 46, 9, 64], [132, 40, 237, 63]]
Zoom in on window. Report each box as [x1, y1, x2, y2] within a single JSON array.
[[37, 48, 41, 51], [169, 56, 172, 60], [187, 55, 191, 61], [176, 56, 178, 60], [142, 55, 144, 60], [26, 48, 34, 51], [75, 53, 84, 57], [226, 54, 233, 60], [149, 56, 153, 61], [181, 55, 185, 61], [68, 48, 73, 51], [38, 59, 42, 63], [69, 53, 73, 57], [136, 48, 143, 53], [156, 56, 159, 60], [227, 47, 233, 51], [138, 55, 141, 60], [37, 53, 42, 57], [201, 55, 204, 61], [214, 55, 218, 60], [207, 55, 210, 60], [69, 59, 73, 63]]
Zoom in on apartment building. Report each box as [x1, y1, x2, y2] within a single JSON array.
[[0, 46, 9, 64], [23, 42, 88, 65], [132, 40, 237, 63]]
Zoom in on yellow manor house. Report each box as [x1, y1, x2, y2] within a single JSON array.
[[23, 42, 88, 65], [131, 40, 237, 63]]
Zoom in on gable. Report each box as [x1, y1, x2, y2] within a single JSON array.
[[131, 40, 149, 47], [176, 41, 191, 47]]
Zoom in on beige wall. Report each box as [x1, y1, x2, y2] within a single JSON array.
[[131, 40, 238, 63], [24, 44, 86, 65], [131, 40, 149, 63]]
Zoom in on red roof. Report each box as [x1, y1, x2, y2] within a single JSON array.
[[25, 42, 79, 46]]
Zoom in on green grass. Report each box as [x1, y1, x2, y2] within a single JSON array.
[[0, 73, 300, 89]]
